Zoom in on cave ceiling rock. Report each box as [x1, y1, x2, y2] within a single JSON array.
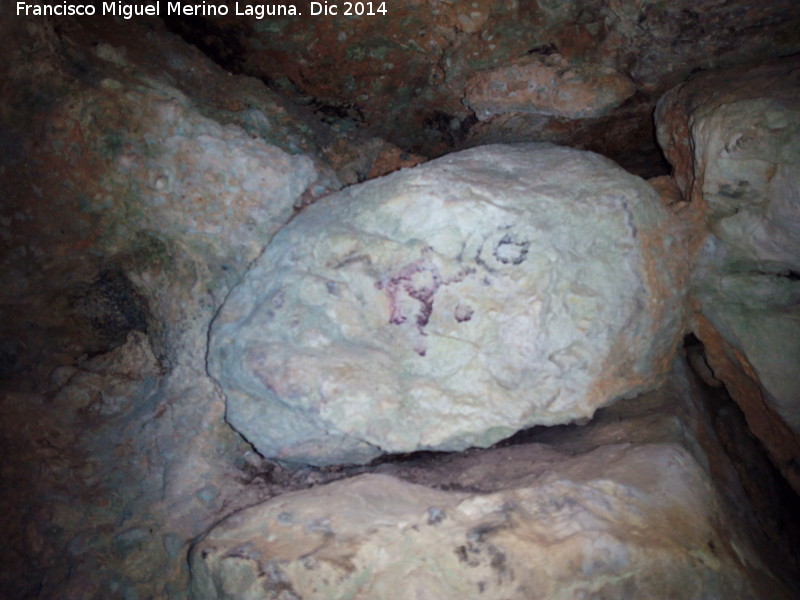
[[208, 143, 689, 466], [656, 54, 800, 493], [164, 0, 800, 162], [464, 53, 637, 120]]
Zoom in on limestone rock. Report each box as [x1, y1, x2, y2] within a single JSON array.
[[0, 15, 340, 599], [209, 143, 688, 466], [163, 0, 800, 168], [465, 54, 636, 120], [0, 17, 328, 379], [189, 363, 793, 600], [0, 13, 432, 598], [193, 461, 722, 600], [656, 56, 800, 492]]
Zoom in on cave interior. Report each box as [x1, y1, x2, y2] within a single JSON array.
[[1, 1, 800, 598]]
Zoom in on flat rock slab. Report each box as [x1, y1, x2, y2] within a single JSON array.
[[189, 444, 767, 600], [208, 144, 687, 465]]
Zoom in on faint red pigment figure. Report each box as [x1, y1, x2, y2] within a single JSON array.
[[377, 250, 474, 356], [376, 256, 440, 356]]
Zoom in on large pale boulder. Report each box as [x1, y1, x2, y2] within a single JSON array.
[[209, 143, 688, 466], [656, 56, 800, 492]]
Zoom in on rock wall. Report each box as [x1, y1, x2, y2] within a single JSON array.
[[656, 55, 800, 494], [0, 13, 403, 599]]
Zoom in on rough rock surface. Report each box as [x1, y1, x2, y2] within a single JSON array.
[[209, 143, 688, 466], [0, 15, 344, 383], [189, 362, 798, 600], [0, 14, 395, 599], [465, 53, 636, 120], [164, 0, 800, 171], [191, 464, 728, 600], [656, 56, 800, 493], [3, 8, 799, 600]]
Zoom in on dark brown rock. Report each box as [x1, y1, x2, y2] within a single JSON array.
[[162, 0, 800, 169]]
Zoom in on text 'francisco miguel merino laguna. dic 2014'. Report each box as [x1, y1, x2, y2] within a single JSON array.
[[16, 1, 388, 18]]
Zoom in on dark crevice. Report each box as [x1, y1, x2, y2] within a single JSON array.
[[161, 16, 248, 74], [709, 391, 800, 572], [309, 99, 366, 125], [492, 421, 583, 448], [526, 43, 559, 56], [779, 270, 800, 281], [68, 267, 150, 359], [684, 334, 800, 575], [423, 110, 476, 149]]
